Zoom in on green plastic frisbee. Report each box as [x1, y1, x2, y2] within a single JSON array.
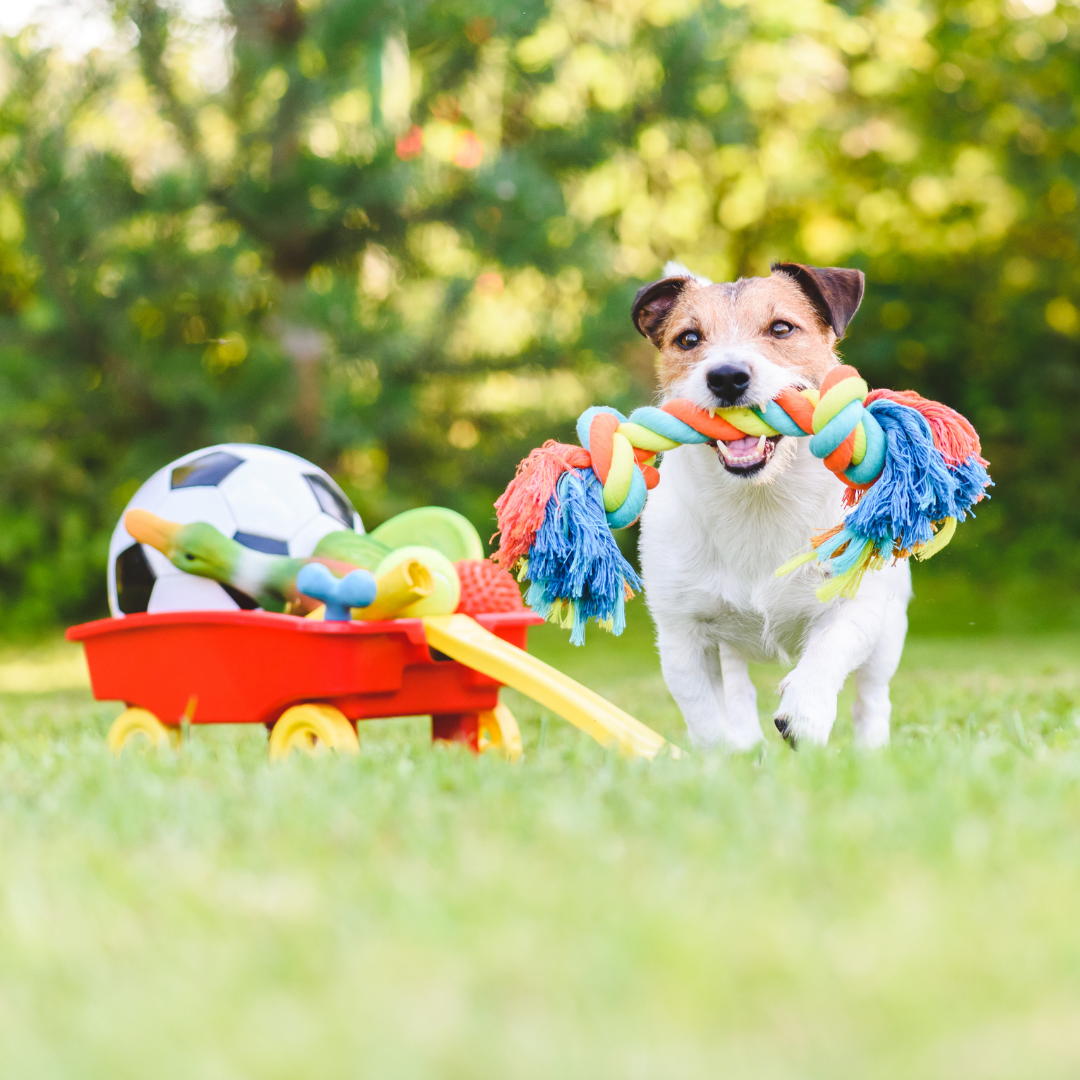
[[369, 507, 484, 562]]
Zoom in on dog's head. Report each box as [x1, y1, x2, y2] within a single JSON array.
[[632, 262, 864, 480]]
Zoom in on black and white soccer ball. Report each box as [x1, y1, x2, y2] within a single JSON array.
[[108, 444, 362, 617]]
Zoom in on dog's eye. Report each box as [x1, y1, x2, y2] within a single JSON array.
[[769, 320, 796, 338], [675, 330, 701, 350]]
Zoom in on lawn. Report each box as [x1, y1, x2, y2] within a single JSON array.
[[1, 599, 1080, 1079]]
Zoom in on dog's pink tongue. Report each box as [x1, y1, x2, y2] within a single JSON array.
[[724, 435, 759, 453]]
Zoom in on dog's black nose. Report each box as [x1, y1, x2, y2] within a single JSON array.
[[706, 363, 751, 405]]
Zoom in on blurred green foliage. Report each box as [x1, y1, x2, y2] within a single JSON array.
[[1, 0, 1079, 631]]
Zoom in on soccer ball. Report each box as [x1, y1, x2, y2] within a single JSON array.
[[108, 444, 363, 617]]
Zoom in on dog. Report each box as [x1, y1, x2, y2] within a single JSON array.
[[634, 262, 911, 750]]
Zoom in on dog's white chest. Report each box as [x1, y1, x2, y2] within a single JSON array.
[[638, 441, 853, 661]]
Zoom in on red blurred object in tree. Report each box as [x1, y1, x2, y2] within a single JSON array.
[[396, 125, 424, 160], [452, 131, 483, 169], [464, 17, 495, 44]]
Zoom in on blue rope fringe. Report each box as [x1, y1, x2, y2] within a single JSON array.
[[522, 469, 641, 645]]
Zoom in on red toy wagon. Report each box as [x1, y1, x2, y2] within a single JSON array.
[[67, 609, 543, 760]]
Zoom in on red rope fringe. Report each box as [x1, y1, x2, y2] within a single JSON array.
[[866, 389, 987, 467], [492, 441, 591, 567]]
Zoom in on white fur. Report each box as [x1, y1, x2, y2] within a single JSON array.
[[663, 260, 712, 286], [639, 349, 911, 750]]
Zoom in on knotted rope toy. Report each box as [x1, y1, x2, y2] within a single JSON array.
[[493, 365, 991, 643]]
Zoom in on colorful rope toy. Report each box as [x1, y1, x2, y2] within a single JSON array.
[[493, 365, 991, 643]]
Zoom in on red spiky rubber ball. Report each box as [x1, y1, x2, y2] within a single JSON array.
[[454, 559, 526, 615]]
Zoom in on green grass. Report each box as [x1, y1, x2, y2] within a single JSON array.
[[2, 607, 1080, 1079]]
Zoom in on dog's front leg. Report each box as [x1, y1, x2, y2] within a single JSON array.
[[655, 622, 762, 750], [774, 598, 883, 747], [850, 593, 908, 748], [719, 642, 762, 748]]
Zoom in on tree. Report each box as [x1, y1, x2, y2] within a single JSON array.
[[2, 0, 1079, 631]]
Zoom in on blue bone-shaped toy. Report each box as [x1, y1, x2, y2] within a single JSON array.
[[295, 564, 378, 621]]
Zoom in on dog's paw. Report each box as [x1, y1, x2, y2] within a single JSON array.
[[774, 715, 797, 749], [774, 674, 837, 748], [689, 724, 764, 754], [852, 690, 891, 749], [852, 707, 891, 749], [722, 725, 766, 753]]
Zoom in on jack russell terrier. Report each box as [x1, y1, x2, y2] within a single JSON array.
[[634, 262, 911, 750]]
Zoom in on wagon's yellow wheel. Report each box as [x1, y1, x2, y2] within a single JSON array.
[[268, 704, 359, 762], [477, 702, 522, 762], [108, 707, 179, 755]]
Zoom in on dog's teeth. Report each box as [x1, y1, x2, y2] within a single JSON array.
[[716, 433, 777, 469], [708, 407, 716, 418]]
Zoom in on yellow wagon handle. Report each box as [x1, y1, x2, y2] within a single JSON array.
[[421, 614, 677, 760]]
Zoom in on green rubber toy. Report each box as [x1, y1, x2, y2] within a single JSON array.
[[312, 531, 392, 569], [368, 507, 484, 563]]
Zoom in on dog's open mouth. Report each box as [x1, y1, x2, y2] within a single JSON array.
[[713, 434, 782, 476]]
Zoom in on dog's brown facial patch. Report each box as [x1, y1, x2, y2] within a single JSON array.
[[632, 265, 864, 397]]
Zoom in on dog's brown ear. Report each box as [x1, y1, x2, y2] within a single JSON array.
[[631, 276, 692, 345], [771, 263, 865, 340]]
